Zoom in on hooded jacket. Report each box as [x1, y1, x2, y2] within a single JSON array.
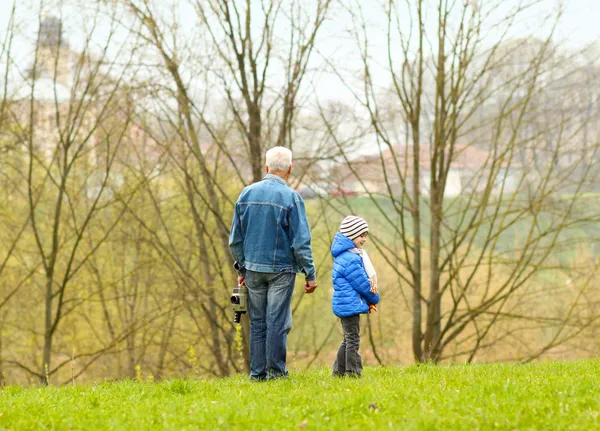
[[331, 232, 380, 317]]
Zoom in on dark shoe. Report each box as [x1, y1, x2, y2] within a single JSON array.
[[266, 371, 289, 381]]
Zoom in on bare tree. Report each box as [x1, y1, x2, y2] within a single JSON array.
[[323, 0, 600, 363], [192, 0, 332, 182], [114, 0, 336, 375], [2, 1, 147, 383]]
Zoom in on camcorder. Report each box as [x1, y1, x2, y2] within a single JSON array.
[[230, 283, 247, 324], [231, 262, 247, 323]]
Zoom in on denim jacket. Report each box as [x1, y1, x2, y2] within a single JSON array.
[[229, 174, 316, 281]]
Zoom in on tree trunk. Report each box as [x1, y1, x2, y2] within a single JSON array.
[[127, 332, 136, 378], [186, 174, 228, 377], [425, 196, 442, 361], [249, 105, 263, 183], [411, 120, 423, 362], [42, 277, 53, 384]]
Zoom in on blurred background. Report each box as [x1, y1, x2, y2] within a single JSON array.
[[0, 0, 599, 385]]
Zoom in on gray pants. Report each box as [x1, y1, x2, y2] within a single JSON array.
[[332, 314, 362, 377]]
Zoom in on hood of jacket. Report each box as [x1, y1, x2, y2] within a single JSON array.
[[331, 232, 356, 258]]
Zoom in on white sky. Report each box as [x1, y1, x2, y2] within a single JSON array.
[[1, 0, 598, 159], [1, 0, 599, 53], [1, 0, 599, 108]]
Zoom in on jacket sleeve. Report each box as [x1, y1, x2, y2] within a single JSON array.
[[344, 257, 380, 304], [288, 197, 316, 281], [228, 202, 245, 272]]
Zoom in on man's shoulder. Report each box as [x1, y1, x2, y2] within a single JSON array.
[[238, 179, 301, 206], [289, 187, 303, 203], [240, 179, 271, 195], [258, 179, 302, 197]]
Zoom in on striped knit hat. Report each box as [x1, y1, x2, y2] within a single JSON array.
[[340, 216, 369, 240]]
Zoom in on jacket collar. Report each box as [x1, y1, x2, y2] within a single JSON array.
[[263, 173, 288, 186], [331, 232, 356, 257]]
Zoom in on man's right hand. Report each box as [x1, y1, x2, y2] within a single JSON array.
[[304, 280, 317, 294], [237, 275, 245, 287]]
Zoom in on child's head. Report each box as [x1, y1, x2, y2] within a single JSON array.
[[340, 216, 369, 249]]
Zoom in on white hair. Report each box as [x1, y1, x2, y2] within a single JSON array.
[[265, 146, 292, 172]]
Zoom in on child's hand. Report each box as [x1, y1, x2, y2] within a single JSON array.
[[369, 275, 378, 294], [368, 303, 377, 313]]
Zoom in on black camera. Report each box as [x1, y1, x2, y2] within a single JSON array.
[[230, 284, 247, 323]]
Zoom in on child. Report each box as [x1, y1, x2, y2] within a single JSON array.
[[331, 215, 380, 377]]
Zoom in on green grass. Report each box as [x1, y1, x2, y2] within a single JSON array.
[[1, 361, 600, 430]]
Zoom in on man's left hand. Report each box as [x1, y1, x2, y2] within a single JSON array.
[[304, 280, 317, 294]]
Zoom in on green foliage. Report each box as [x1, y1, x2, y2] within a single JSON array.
[[1, 361, 599, 430]]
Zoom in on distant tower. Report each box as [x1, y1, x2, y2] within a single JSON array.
[[39, 16, 65, 48], [28, 16, 70, 85]]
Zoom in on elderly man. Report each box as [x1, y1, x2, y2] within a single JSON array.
[[229, 146, 317, 380]]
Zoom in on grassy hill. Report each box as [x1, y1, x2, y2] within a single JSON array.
[[1, 360, 599, 430]]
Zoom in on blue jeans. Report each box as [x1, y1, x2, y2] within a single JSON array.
[[244, 270, 296, 380]]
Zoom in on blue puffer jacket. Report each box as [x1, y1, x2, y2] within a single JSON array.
[[331, 232, 380, 317]]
